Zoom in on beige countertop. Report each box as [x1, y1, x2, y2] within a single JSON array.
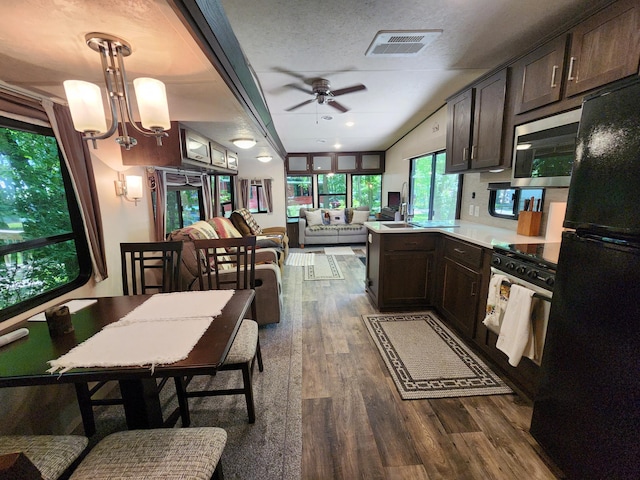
[[364, 220, 548, 249]]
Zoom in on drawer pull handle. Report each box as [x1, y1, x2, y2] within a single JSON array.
[[453, 248, 466, 255], [567, 56, 576, 81], [471, 281, 477, 296]]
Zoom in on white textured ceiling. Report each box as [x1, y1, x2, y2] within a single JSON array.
[[0, 0, 613, 160]]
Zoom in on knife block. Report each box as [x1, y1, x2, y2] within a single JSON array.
[[517, 211, 542, 236]]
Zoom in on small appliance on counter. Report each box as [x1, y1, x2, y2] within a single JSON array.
[[530, 77, 640, 479]]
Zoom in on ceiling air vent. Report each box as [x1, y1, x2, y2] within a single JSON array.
[[365, 30, 442, 57]]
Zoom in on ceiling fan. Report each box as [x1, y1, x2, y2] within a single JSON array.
[[285, 78, 366, 113]]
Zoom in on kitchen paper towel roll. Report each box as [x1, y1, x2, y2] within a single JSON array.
[[0, 327, 29, 347]]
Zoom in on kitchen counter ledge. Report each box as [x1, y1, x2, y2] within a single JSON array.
[[364, 220, 547, 249]]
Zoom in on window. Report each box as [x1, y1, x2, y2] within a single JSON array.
[[286, 175, 312, 218], [352, 174, 382, 211], [248, 182, 268, 214], [215, 175, 234, 217], [0, 118, 90, 321], [165, 186, 204, 232], [318, 173, 346, 209], [410, 151, 460, 222], [488, 182, 544, 219]]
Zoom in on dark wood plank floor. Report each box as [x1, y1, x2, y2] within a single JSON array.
[[287, 250, 563, 480]]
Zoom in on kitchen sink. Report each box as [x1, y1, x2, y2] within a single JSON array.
[[383, 223, 416, 228]]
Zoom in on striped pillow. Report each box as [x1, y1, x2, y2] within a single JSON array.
[[234, 208, 263, 235]]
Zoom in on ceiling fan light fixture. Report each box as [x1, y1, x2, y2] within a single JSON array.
[[257, 155, 272, 163], [232, 138, 256, 149]]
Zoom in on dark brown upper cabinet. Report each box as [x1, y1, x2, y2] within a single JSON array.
[[565, 0, 640, 97], [514, 36, 569, 114], [286, 152, 384, 174], [446, 70, 507, 173]]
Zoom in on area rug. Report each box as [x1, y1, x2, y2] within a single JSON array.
[[362, 312, 512, 399], [285, 252, 315, 266], [324, 246, 355, 256], [303, 255, 344, 280]]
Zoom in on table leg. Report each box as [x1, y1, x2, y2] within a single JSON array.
[[119, 378, 163, 429], [74, 383, 96, 437]]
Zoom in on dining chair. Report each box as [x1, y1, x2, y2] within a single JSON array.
[[68, 427, 226, 480], [74, 241, 184, 436], [175, 236, 264, 426], [0, 435, 88, 480]]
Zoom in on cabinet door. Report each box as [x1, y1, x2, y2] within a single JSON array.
[[565, 0, 640, 97], [366, 232, 381, 302], [471, 69, 507, 170], [335, 153, 357, 172], [515, 36, 568, 114], [360, 152, 384, 172], [311, 154, 334, 173], [446, 89, 473, 173], [286, 155, 310, 173], [381, 251, 433, 306], [440, 257, 481, 338]]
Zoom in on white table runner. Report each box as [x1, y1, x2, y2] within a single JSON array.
[[47, 290, 235, 374]]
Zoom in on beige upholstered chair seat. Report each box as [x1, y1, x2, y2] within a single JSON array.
[[69, 428, 226, 480], [223, 319, 258, 365], [0, 435, 88, 480]]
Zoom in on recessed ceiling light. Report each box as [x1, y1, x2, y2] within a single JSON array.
[[334, 143, 341, 149], [321, 115, 333, 121], [316, 139, 326, 143], [232, 138, 256, 149], [257, 155, 272, 163], [345, 121, 354, 127]]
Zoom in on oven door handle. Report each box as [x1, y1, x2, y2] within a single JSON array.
[[490, 267, 553, 301]]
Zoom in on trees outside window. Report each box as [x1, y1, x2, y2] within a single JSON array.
[[352, 174, 381, 211], [410, 151, 460, 222], [286, 176, 312, 218], [318, 173, 346, 209], [0, 119, 90, 321]]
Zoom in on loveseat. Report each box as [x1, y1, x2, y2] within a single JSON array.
[[298, 207, 370, 248], [167, 218, 282, 325]]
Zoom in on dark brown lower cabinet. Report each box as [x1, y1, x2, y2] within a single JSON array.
[[366, 232, 436, 311], [440, 257, 482, 338]]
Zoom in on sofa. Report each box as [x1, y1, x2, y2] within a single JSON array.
[[229, 208, 289, 267], [167, 218, 282, 325], [298, 207, 370, 248]]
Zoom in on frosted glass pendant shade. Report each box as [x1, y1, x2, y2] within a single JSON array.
[[125, 175, 143, 199], [133, 77, 171, 131], [63, 80, 108, 133]]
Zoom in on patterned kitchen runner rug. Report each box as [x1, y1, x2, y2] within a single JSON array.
[[362, 312, 513, 399], [285, 252, 315, 266], [304, 255, 344, 280]]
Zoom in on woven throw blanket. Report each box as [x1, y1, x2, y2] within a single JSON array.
[[307, 224, 363, 232], [47, 291, 234, 374]]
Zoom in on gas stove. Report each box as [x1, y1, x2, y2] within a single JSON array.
[[491, 243, 560, 291]]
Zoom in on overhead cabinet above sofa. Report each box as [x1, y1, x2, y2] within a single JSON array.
[[121, 121, 238, 173]]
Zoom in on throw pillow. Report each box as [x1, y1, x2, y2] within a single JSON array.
[[328, 209, 346, 225], [351, 209, 370, 224], [305, 209, 323, 226], [322, 210, 331, 225], [230, 211, 252, 236], [234, 208, 263, 235]]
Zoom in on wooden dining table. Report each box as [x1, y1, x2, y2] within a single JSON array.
[[0, 290, 254, 434]]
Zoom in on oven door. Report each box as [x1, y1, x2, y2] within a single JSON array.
[[490, 267, 552, 365]]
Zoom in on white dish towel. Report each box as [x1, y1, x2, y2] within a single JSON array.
[[496, 284, 536, 367]]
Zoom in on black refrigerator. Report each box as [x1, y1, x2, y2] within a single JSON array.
[[530, 77, 640, 479]]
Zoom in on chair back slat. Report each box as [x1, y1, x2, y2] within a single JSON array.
[[193, 236, 256, 291], [120, 241, 183, 295]]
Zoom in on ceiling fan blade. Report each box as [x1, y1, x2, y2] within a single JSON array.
[[285, 83, 315, 95], [286, 99, 316, 111], [328, 100, 349, 113], [331, 84, 367, 97]]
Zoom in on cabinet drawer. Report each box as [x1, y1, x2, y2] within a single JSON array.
[[444, 237, 483, 269], [385, 234, 436, 251]]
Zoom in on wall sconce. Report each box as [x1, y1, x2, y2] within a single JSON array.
[[256, 155, 272, 163], [115, 173, 143, 206], [232, 138, 256, 149], [64, 33, 171, 151]]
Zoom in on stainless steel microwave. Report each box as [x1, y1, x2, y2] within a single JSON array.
[[512, 108, 582, 187]]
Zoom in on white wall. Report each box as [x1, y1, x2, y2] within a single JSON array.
[[384, 106, 447, 200]]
